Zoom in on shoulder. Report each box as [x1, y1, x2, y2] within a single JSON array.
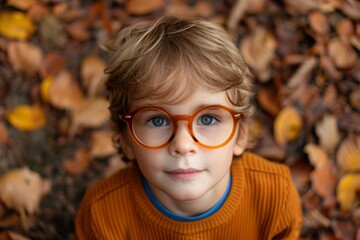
[[235, 151, 290, 178], [84, 164, 139, 204]]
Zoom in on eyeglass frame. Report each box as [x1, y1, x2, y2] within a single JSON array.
[[119, 104, 243, 150]]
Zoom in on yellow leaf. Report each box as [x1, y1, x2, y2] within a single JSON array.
[[337, 136, 360, 172], [7, 105, 46, 131], [336, 173, 360, 212], [274, 106, 302, 146], [0, 12, 35, 40], [40, 76, 52, 102]]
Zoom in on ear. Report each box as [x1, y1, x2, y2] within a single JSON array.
[[117, 132, 136, 160], [233, 123, 248, 156]]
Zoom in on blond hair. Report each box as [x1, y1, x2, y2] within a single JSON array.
[[106, 16, 254, 134]]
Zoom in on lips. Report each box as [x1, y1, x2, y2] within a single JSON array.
[[166, 168, 204, 180]]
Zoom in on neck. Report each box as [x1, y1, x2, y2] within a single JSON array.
[[147, 173, 230, 217]]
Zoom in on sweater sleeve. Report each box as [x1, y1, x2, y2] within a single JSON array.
[[75, 190, 98, 240], [272, 177, 303, 240]]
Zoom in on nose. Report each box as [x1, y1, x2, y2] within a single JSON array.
[[168, 121, 198, 156]]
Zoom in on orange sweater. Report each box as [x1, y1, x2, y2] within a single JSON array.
[[76, 152, 302, 239]]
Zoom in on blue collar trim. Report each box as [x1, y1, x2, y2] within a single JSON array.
[[142, 175, 232, 222]]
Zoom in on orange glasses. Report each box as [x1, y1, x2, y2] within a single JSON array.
[[119, 105, 242, 149]]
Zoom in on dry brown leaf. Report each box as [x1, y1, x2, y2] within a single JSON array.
[[65, 20, 90, 41], [39, 15, 67, 48], [104, 155, 128, 178], [27, 3, 49, 22], [49, 70, 84, 110], [90, 130, 117, 158], [0, 168, 51, 214], [350, 87, 360, 111], [290, 160, 312, 192], [315, 115, 341, 154], [332, 219, 356, 240], [240, 27, 277, 72], [287, 57, 318, 88], [126, 0, 165, 15], [7, 105, 46, 131], [308, 10, 330, 35], [336, 18, 354, 41], [337, 136, 360, 172], [305, 144, 330, 169], [8, 0, 38, 10], [0, 122, 9, 145], [80, 56, 106, 97], [39, 51, 67, 78], [274, 106, 302, 147], [353, 208, 360, 225], [0, 12, 35, 40], [336, 173, 360, 212], [69, 98, 110, 137], [341, 0, 360, 20], [328, 38, 357, 69], [63, 149, 90, 175], [7, 41, 43, 76], [311, 161, 336, 198], [257, 86, 281, 117]]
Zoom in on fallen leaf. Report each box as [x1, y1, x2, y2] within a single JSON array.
[[39, 51, 67, 78], [65, 20, 90, 41], [69, 98, 110, 137], [0, 167, 51, 214], [40, 76, 52, 102], [90, 130, 117, 158], [7, 41, 43, 76], [336, 18, 354, 42], [337, 136, 360, 172], [49, 70, 84, 110], [328, 38, 357, 69], [257, 86, 281, 117], [0, 12, 35, 40], [126, 0, 165, 15], [7, 0, 38, 10], [80, 56, 107, 97], [305, 144, 330, 169], [240, 27, 277, 72], [7, 105, 46, 131], [308, 10, 330, 35], [311, 161, 336, 198], [336, 173, 360, 212], [63, 149, 90, 175], [287, 57, 318, 89], [39, 15, 67, 48], [274, 106, 302, 147], [332, 219, 356, 240], [290, 160, 312, 192], [27, 3, 49, 22], [315, 115, 341, 154], [0, 122, 9, 145]]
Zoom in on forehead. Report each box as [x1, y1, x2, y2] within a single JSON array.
[[130, 87, 233, 114]]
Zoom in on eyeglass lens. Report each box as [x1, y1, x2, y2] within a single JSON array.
[[131, 107, 234, 148]]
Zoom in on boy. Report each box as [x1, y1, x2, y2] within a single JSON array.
[[76, 16, 302, 239]]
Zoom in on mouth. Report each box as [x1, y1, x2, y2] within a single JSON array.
[[166, 168, 204, 180]]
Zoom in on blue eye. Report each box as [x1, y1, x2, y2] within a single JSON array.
[[198, 115, 218, 126], [147, 116, 169, 127]]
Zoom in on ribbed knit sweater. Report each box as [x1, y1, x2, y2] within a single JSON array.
[[76, 152, 302, 239]]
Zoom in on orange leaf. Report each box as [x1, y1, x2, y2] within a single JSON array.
[[49, 70, 84, 110], [39, 51, 67, 78], [336, 173, 360, 212], [8, 41, 43, 76], [311, 161, 336, 198], [126, 0, 165, 15], [63, 149, 90, 175], [0, 122, 9, 145], [7, 105, 46, 131], [337, 136, 360, 172], [0, 168, 51, 214], [7, 0, 38, 10], [308, 10, 330, 35], [71, 98, 110, 128], [0, 12, 35, 40], [274, 106, 302, 147]]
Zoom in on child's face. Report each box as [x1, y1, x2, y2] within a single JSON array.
[[119, 87, 247, 210]]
